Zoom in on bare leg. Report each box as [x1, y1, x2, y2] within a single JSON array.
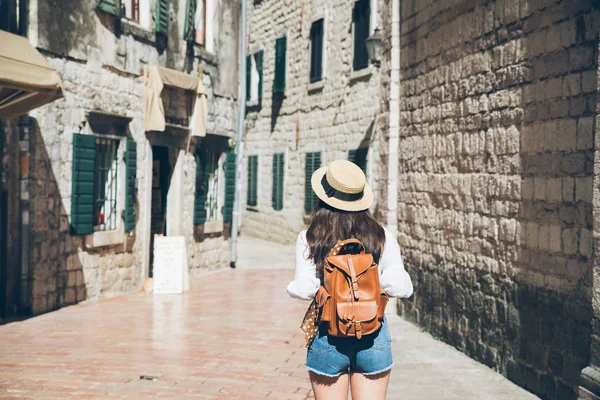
[[349, 370, 391, 400], [309, 371, 349, 400]]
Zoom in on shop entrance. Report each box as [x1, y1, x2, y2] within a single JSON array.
[[149, 146, 171, 277]]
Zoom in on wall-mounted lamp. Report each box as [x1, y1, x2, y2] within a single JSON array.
[[365, 27, 383, 67]]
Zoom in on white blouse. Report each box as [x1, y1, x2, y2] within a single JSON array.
[[287, 227, 414, 300]]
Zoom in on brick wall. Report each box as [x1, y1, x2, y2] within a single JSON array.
[[242, 0, 386, 244], [396, 0, 599, 398]]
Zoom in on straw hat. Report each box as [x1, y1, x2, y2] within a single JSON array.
[[311, 159, 373, 212]]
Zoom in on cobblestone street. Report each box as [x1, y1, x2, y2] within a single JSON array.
[[0, 236, 538, 399]]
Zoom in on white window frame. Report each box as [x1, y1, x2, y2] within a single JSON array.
[[194, 0, 218, 53]]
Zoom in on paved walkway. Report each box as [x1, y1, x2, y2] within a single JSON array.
[[0, 235, 538, 399]]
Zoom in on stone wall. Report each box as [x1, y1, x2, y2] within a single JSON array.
[[16, 0, 238, 315], [242, 0, 387, 244], [395, 0, 599, 399]]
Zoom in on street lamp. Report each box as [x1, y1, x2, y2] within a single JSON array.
[[365, 27, 383, 67]]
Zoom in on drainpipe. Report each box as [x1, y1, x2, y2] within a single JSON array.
[[18, 115, 30, 313], [386, 0, 400, 237], [229, 0, 247, 268]]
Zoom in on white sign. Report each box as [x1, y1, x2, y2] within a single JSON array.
[[153, 236, 188, 294]]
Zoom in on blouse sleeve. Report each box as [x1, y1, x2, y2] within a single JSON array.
[[286, 231, 320, 300], [379, 228, 414, 298]]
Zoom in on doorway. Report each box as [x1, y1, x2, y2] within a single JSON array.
[[149, 146, 171, 277]]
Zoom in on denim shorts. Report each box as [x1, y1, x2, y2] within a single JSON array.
[[306, 318, 394, 377]]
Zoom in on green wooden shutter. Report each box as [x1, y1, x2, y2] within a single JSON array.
[[310, 19, 324, 83], [353, 0, 370, 70], [223, 152, 236, 222], [247, 155, 258, 206], [304, 152, 321, 213], [155, 0, 169, 35], [124, 139, 137, 231], [183, 0, 196, 41], [194, 149, 209, 225], [94, 0, 121, 16], [257, 50, 264, 102], [246, 55, 252, 102], [274, 37, 287, 94], [272, 153, 284, 210], [71, 134, 96, 235]]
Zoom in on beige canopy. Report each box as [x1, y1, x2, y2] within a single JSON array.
[[143, 65, 207, 138], [0, 31, 64, 120]]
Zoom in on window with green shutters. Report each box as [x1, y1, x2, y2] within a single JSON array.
[[247, 155, 258, 207], [272, 153, 284, 211], [124, 139, 137, 231], [348, 148, 368, 177], [310, 19, 324, 83], [155, 0, 169, 36], [72, 133, 136, 236], [223, 152, 236, 223], [194, 149, 209, 225], [304, 152, 321, 214], [71, 134, 96, 236], [94, 0, 121, 17], [273, 36, 287, 94], [353, 0, 370, 71]]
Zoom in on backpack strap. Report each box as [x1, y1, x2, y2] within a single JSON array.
[[328, 238, 366, 256]]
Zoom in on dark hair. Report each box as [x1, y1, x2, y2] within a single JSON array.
[[306, 200, 386, 282]]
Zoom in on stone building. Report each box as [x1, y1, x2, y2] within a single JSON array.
[[380, 0, 600, 399], [241, 0, 390, 243], [0, 0, 239, 318]]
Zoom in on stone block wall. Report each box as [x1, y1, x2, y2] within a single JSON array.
[[14, 0, 238, 316], [242, 0, 387, 244], [396, 0, 599, 398]]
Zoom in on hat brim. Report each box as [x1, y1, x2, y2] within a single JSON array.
[[311, 166, 373, 212]]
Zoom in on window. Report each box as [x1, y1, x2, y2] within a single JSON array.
[[304, 152, 321, 214], [272, 153, 285, 210], [246, 51, 264, 104], [247, 155, 258, 206], [353, 0, 370, 71], [184, 0, 217, 52], [93, 138, 120, 231], [71, 134, 137, 235], [124, 0, 140, 22], [310, 19, 324, 83], [205, 150, 221, 222], [273, 36, 287, 94], [194, 149, 235, 225], [348, 148, 368, 177]]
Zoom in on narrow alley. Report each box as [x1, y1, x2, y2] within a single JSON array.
[[0, 236, 537, 399]]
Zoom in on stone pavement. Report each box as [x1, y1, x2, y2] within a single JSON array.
[[0, 235, 539, 399]]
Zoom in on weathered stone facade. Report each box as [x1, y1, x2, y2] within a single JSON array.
[[0, 0, 239, 317], [390, 0, 600, 399], [241, 0, 387, 244]]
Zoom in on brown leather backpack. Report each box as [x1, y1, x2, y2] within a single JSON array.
[[315, 238, 388, 339]]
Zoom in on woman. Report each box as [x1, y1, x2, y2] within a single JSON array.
[[287, 159, 414, 400]]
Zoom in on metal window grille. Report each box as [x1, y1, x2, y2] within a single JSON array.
[[206, 150, 220, 222], [94, 138, 119, 232]]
